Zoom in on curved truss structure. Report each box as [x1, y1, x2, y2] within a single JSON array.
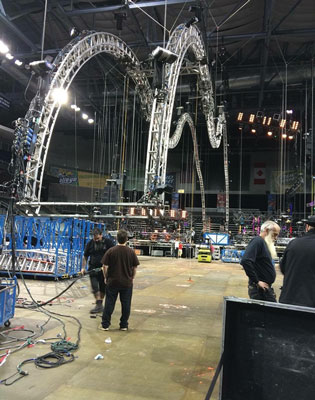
[[169, 113, 206, 231], [23, 31, 153, 201], [144, 24, 225, 195]]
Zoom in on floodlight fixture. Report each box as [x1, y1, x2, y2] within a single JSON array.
[[292, 121, 299, 130], [280, 119, 286, 128], [5, 53, 13, 60], [0, 40, 9, 54], [249, 114, 255, 123], [185, 16, 199, 28], [82, 113, 88, 120], [237, 112, 243, 122], [88, 118, 94, 124], [151, 46, 178, 64], [70, 27, 78, 37], [29, 60, 53, 76], [14, 59, 23, 66], [51, 87, 68, 105]]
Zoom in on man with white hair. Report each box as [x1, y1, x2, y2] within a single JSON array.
[[240, 220, 280, 302], [279, 215, 315, 307]]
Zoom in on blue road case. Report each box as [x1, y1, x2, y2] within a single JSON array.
[[0, 277, 17, 327]]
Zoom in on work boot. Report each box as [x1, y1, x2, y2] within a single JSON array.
[[90, 300, 103, 314]]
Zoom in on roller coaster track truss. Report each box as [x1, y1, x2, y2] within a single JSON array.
[[22, 31, 153, 202]]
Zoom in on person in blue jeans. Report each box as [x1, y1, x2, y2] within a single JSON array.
[[99, 229, 139, 331]]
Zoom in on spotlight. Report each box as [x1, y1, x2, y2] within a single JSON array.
[[151, 46, 178, 64], [129, 207, 135, 216], [181, 210, 187, 219], [29, 60, 53, 76], [282, 133, 287, 139], [185, 16, 199, 28], [267, 131, 273, 136], [75, 106, 80, 112], [71, 104, 77, 109], [251, 128, 256, 134], [292, 121, 299, 130], [262, 116, 267, 125], [288, 135, 294, 140], [5, 53, 13, 60], [280, 119, 286, 128], [51, 87, 68, 105], [14, 59, 23, 66], [70, 27, 78, 37], [88, 118, 94, 124], [267, 117, 272, 126], [170, 209, 176, 218], [82, 113, 88, 120], [286, 109, 293, 114], [237, 112, 243, 122], [249, 114, 255, 123], [141, 208, 146, 216], [0, 40, 9, 54]]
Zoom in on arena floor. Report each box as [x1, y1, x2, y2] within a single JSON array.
[[0, 257, 284, 400]]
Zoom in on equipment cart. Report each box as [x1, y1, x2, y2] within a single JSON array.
[[0, 277, 17, 328]]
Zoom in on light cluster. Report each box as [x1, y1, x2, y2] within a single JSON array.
[[0, 40, 23, 67]]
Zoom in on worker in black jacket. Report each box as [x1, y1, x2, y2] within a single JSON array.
[[279, 216, 315, 307], [240, 220, 280, 302], [81, 228, 115, 313]]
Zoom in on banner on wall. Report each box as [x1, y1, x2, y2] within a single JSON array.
[[172, 193, 179, 209], [50, 166, 78, 185], [271, 170, 303, 193], [217, 193, 226, 211], [254, 163, 266, 184]]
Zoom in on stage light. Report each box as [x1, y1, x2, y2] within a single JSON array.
[[152, 46, 178, 64], [267, 131, 273, 136], [262, 116, 267, 125], [280, 119, 286, 128], [249, 114, 255, 123], [181, 210, 187, 219], [5, 53, 13, 60], [29, 60, 53, 75], [51, 87, 68, 105], [251, 128, 256, 134], [82, 113, 88, 120], [141, 208, 146, 216], [129, 207, 135, 216], [267, 117, 272, 126], [114, 12, 127, 31], [70, 27, 78, 37], [14, 59, 23, 66], [185, 16, 199, 28], [170, 209, 176, 218], [288, 135, 294, 140], [237, 112, 243, 122], [256, 111, 264, 119], [71, 104, 76, 109], [286, 109, 293, 114], [282, 133, 287, 139], [292, 121, 299, 130], [88, 118, 94, 124], [0, 40, 9, 54], [75, 106, 80, 112]]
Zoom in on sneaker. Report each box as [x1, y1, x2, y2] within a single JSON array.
[[98, 324, 109, 331], [90, 305, 103, 314], [119, 327, 128, 331]]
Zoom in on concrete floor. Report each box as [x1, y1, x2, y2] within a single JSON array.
[[0, 257, 283, 400]]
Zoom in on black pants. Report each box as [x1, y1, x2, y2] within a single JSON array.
[[89, 268, 106, 295], [102, 285, 133, 329], [248, 283, 277, 302]]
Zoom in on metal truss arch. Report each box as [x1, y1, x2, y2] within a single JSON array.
[[144, 24, 225, 196], [169, 113, 207, 230], [24, 31, 153, 202]]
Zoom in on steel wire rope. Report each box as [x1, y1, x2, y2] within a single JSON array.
[[41, 0, 48, 61], [129, 91, 137, 196], [119, 76, 130, 208], [74, 96, 78, 204], [90, 110, 96, 202]]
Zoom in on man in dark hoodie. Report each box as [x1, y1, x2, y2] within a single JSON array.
[[279, 216, 315, 307]]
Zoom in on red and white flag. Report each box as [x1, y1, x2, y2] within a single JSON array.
[[254, 162, 266, 184]]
